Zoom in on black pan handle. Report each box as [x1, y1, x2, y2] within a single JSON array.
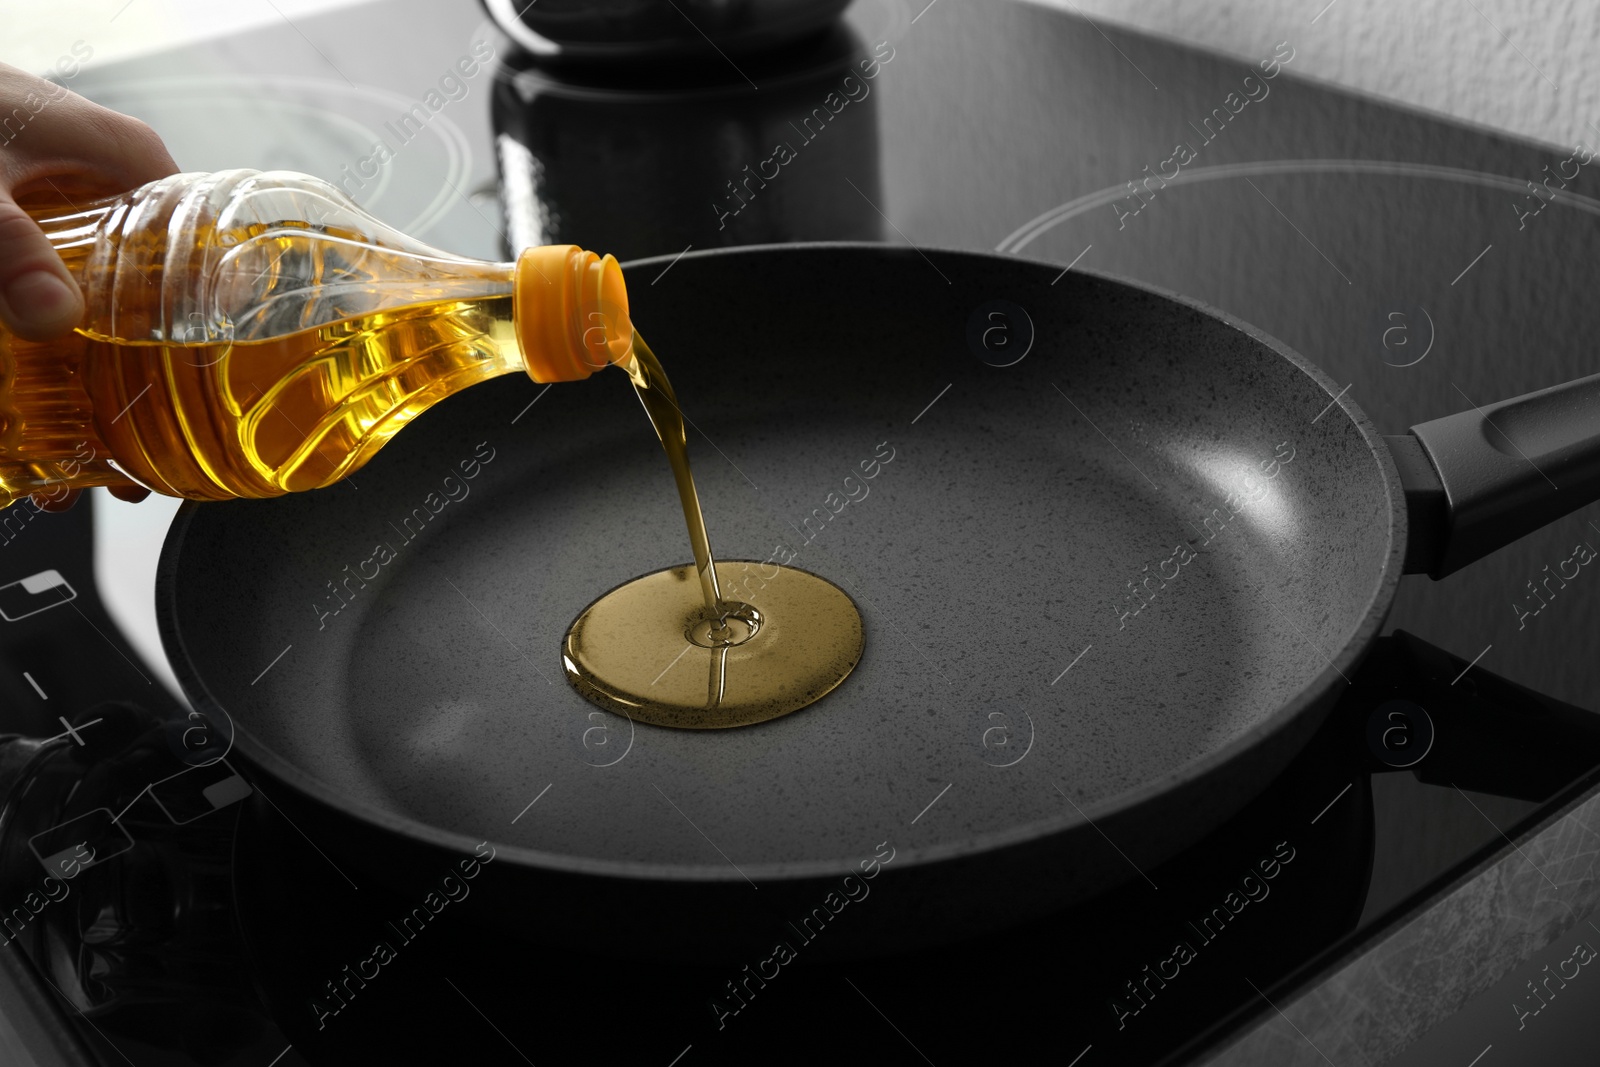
[[1384, 372, 1600, 578]]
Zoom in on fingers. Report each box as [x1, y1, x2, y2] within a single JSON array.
[[0, 197, 84, 341], [107, 484, 150, 503], [26, 100, 178, 190], [0, 63, 178, 192], [0, 65, 173, 511], [0, 63, 178, 341]]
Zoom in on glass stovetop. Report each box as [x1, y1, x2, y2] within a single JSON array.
[[3, 1, 1600, 1064]]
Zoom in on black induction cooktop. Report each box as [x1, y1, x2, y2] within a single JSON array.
[[3, 1, 1600, 1064]]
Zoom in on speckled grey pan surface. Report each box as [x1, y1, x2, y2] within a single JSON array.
[[158, 244, 1404, 958]]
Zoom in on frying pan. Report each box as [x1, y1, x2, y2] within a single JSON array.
[[157, 244, 1600, 960]]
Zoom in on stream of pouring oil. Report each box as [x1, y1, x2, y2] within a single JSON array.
[[559, 331, 865, 730], [620, 332, 732, 625]]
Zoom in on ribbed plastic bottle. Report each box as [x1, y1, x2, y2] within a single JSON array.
[[0, 168, 634, 510]]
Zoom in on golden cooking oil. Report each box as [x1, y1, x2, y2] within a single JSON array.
[[563, 333, 865, 729]]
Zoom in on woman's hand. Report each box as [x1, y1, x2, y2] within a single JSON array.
[[2, 62, 174, 510], [0, 60, 177, 342]]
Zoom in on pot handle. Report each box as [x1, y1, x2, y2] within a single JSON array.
[[1385, 372, 1600, 578]]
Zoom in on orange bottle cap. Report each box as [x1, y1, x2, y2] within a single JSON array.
[[514, 245, 634, 382]]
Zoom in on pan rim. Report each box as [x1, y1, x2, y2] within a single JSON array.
[[155, 241, 1407, 884]]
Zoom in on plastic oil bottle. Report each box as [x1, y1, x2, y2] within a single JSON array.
[[0, 168, 634, 510]]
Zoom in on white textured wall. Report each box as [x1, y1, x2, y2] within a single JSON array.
[[13, 1, 1594, 148], [1028, 0, 1597, 149]]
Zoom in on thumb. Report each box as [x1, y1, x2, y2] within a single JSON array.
[[0, 194, 84, 342]]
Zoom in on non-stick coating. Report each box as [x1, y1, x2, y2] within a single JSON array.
[[160, 245, 1402, 951]]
